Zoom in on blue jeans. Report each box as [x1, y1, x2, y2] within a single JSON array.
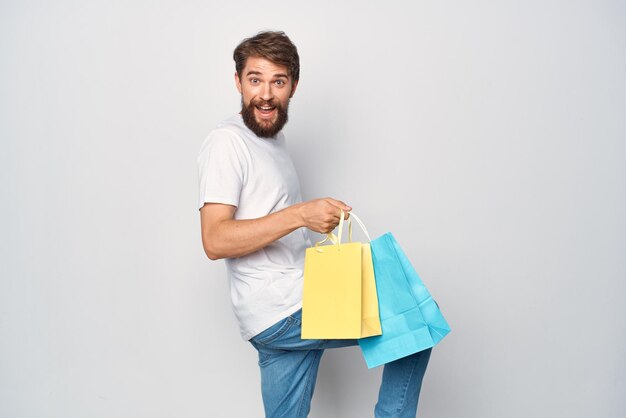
[[249, 309, 431, 418]]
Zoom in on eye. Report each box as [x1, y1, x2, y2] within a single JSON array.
[[249, 78, 260, 84], [275, 79, 286, 86]]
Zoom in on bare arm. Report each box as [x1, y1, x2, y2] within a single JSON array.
[[200, 198, 351, 260]]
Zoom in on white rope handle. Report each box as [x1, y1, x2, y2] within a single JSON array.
[[314, 210, 371, 252], [345, 212, 372, 242]]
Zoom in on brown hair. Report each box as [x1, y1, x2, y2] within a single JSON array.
[[233, 31, 300, 82]]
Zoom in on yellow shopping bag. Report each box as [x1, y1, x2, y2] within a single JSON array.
[[302, 212, 382, 339]]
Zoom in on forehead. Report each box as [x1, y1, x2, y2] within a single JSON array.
[[242, 56, 289, 78]]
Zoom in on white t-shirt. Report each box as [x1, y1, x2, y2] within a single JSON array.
[[197, 114, 311, 340]]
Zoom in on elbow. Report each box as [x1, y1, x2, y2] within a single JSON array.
[[202, 238, 226, 260], [203, 244, 223, 261], [205, 251, 223, 261]]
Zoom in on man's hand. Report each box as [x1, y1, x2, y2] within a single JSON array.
[[295, 198, 351, 234]]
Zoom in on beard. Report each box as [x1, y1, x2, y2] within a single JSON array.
[[241, 96, 289, 138]]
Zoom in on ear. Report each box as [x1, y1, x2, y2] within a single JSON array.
[[289, 80, 299, 98], [235, 72, 242, 94]]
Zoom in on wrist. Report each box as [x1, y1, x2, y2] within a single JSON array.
[[284, 203, 305, 229]]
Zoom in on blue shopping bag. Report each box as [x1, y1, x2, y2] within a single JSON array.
[[358, 232, 451, 369]]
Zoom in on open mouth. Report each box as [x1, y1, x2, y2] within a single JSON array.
[[255, 103, 277, 118]]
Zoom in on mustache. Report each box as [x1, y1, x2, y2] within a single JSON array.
[[251, 98, 280, 108]]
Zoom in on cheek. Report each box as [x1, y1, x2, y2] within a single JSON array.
[[240, 85, 257, 103], [241, 91, 255, 107], [277, 92, 292, 107]]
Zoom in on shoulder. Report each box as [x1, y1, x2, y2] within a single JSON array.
[[200, 118, 248, 154], [214, 114, 249, 140]]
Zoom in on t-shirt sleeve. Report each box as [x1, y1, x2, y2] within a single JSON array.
[[197, 129, 247, 210]]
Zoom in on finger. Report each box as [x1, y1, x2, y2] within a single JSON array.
[[324, 198, 352, 212]]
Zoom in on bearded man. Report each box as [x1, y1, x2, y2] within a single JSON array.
[[198, 31, 431, 418]]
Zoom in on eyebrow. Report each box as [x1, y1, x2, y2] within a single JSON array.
[[245, 70, 289, 79]]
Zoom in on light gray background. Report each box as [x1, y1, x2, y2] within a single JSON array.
[[1, 1, 625, 417]]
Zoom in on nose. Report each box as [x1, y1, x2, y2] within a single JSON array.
[[260, 82, 274, 101]]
